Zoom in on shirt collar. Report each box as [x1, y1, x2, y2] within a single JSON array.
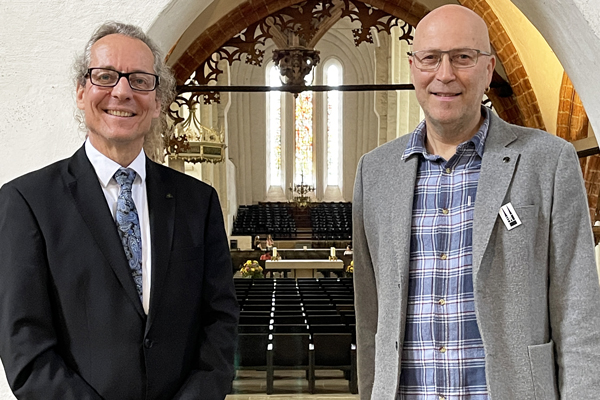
[[401, 106, 491, 161], [84, 139, 147, 188]]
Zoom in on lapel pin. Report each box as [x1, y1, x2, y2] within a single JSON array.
[[166, 193, 173, 199]]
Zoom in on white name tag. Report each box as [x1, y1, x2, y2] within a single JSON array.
[[499, 202, 522, 231]]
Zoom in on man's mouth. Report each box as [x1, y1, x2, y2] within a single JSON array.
[[105, 110, 135, 117], [432, 92, 460, 97]]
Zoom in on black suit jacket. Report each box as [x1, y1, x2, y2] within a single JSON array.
[[0, 146, 239, 400]]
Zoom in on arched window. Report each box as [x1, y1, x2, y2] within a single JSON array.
[[267, 63, 282, 187], [324, 59, 343, 186], [265, 62, 343, 197], [294, 90, 314, 185]]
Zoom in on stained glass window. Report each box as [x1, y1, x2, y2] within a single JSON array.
[[267, 64, 282, 186], [325, 61, 342, 185], [294, 90, 314, 184]]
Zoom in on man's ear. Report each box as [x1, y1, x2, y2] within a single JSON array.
[[408, 58, 415, 85], [76, 83, 85, 110], [153, 98, 161, 119], [486, 55, 496, 86]]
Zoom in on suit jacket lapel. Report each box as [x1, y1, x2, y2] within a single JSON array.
[[65, 146, 146, 318], [472, 114, 520, 277], [394, 152, 418, 281], [145, 160, 176, 332]]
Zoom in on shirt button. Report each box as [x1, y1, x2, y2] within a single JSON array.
[[144, 339, 154, 349], [445, 168, 451, 173], [439, 396, 446, 400], [439, 346, 447, 353], [440, 254, 447, 260], [438, 298, 446, 306], [442, 208, 449, 215]]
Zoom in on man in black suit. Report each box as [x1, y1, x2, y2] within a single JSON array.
[[0, 22, 238, 400]]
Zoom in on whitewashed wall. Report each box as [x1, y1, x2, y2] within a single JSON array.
[[0, 1, 188, 397], [1, 0, 600, 398]]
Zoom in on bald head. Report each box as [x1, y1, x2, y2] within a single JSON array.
[[414, 5, 491, 53], [408, 4, 496, 150]]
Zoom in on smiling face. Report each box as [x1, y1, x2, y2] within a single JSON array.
[[410, 5, 495, 138], [76, 34, 160, 162]]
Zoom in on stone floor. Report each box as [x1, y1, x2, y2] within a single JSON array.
[[226, 370, 359, 399]]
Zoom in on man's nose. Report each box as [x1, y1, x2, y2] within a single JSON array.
[[436, 54, 456, 82], [111, 76, 133, 98]]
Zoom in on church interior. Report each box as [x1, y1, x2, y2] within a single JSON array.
[[144, 0, 600, 397]]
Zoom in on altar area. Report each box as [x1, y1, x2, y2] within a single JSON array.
[[265, 259, 344, 278]]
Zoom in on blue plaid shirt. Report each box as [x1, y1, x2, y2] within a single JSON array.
[[398, 108, 491, 399]]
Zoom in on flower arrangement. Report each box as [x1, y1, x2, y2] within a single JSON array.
[[345, 260, 354, 276], [240, 260, 264, 278]]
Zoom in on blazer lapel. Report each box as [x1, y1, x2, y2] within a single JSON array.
[[392, 153, 418, 281], [472, 114, 520, 277], [144, 160, 176, 331], [65, 146, 146, 318]]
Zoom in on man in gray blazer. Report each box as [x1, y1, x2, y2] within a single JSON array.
[[353, 4, 600, 399]]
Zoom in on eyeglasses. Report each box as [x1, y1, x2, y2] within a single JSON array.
[[407, 48, 492, 71], [86, 68, 159, 91]]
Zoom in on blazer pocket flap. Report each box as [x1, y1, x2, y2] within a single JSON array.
[[169, 246, 203, 264], [527, 340, 558, 400]]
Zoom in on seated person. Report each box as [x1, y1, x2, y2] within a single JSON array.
[[266, 234, 275, 250], [253, 235, 263, 251]]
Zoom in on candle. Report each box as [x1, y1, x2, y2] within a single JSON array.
[[330, 247, 336, 257], [272, 247, 277, 258]]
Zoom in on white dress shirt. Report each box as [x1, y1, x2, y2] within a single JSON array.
[[85, 140, 152, 314]]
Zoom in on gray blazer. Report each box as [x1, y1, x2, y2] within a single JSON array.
[[353, 112, 600, 399]]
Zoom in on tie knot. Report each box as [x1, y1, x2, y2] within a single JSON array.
[[114, 168, 137, 189]]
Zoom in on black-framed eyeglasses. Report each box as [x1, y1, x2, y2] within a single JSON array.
[[86, 68, 159, 91], [407, 48, 492, 71]]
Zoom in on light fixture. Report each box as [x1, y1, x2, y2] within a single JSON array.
[[272, 32, 320, 92], [166, 102, 226, 164]]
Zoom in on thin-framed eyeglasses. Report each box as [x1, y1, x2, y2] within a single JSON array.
[[407, 48, 492, 71], [86, 68, 159, 91]]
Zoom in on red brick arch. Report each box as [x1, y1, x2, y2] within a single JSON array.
[[170, 0, 543, 129]]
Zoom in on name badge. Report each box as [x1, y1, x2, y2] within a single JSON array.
[[499, 202, 522, 231]]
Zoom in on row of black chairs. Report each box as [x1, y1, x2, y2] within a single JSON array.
[[231, 202, 352, 240], [310, 202, 352, 240], [234, 278, 357, 394], [232, 203, 297, 236], [236, 331, 357, 394]]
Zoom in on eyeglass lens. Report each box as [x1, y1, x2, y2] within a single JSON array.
[[414, 49, 482, 70], [89, 68, 157, 91]]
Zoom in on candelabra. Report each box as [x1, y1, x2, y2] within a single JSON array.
[[289, 172, 315, 208]]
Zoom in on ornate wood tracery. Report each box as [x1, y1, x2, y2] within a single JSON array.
[[179, 0, 413, 95]]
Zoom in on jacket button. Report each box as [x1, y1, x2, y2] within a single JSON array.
[[144, 339, 154, 349]]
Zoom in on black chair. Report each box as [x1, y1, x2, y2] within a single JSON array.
[[242, 304, 273, 313], [270, 323, 310, 333], [308, 324, 348, 334], [267, 333, 314, 394], [239, 314, 272, 326], [307, 314, 343, 326], [272, 315, 307, 325], [238, 324, 270, 334], [308, 332, 357, 394], [236, 332, 269, 372]]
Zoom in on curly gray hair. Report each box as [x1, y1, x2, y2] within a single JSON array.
[[73, 21, 176, 161]]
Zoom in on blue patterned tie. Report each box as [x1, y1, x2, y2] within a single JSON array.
[[114, 168, 143, 301]]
